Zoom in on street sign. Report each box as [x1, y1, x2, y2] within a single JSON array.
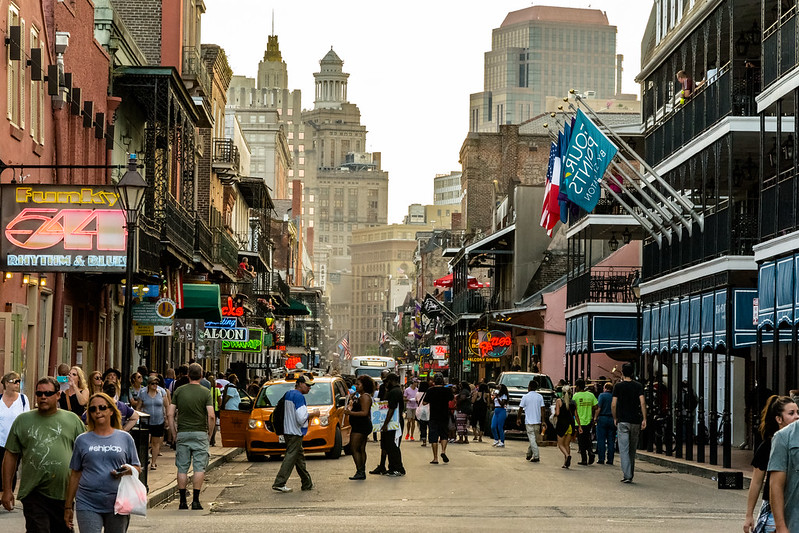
[[462, 360, 471, 372], [156, 298, 176, 319]]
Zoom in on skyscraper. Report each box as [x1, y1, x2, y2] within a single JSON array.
[[469, 5, 618, 132]]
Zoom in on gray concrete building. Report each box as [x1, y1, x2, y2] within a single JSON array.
[[434, 171, 463, 206], [469, 5, 618, 132]]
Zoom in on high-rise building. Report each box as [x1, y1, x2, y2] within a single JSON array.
[[434, 171, 463, 205], [469, 6, 618, 132]]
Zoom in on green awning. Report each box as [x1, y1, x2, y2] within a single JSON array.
[[175, 284, 222, 322], [274, 297, 310, 317]]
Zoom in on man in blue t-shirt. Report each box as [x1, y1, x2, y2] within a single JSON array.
[[272, 375, 320, 493]]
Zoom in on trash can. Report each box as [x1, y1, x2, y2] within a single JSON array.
[[130, 412, 150, 490]]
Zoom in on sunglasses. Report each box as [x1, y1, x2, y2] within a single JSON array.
[[35, 390, 58, 397], [6, 379, 20, 384], [88, 404, 109, 413], [93, 376, 103, 381]]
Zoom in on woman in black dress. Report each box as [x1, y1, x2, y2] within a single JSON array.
[[470, 383, 489, 443], [555, 385, 575, 468], [343, 375, 375, 480]]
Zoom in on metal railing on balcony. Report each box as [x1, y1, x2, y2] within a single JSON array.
[[161, 195, 195, 261], [194, 218, 213, 266], [567, 266, 639, 308], [451, 288, 491, 315], [182, 46, 211, 97], [271, 273, 290, 304], [213, 228, 239, 274], [138, 217, 162, 277], [763, 12, 797, 89], [212, 138, 240, 172]]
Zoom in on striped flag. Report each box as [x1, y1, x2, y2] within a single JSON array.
[[338, 333, 351, 360], [379, 330, 389, 345], [540, 142, 557, 231]]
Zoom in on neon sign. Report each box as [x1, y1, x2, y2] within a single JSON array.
[[467, 329, 512, 359], [0, 185, 127, 272], [221, 296, 244, 317]]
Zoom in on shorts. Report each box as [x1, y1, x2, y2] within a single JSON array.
[[175, 431, 210, 474], [427, 420, 448, 443], [147, 422, 165, 438], [405, 409, 416, 421]]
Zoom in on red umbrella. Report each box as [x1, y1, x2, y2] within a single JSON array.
[[434, 273, 484, 289]]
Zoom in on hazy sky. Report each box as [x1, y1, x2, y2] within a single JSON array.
[[203, 1, 654, 223]]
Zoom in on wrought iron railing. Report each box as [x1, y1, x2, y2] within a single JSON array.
[[212, 138, 240, 171], [213, 228, 238, 274], [271, 273, 290, 304], [137, 217, 162, 277], [452, 287, 491, 315], [567, 266, 639, 308], [182, 46, 211, 97], [194, 218, 213, 265], [161, 195, 195, 261]]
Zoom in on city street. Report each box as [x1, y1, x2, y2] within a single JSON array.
[[3, 436, 745, 532]]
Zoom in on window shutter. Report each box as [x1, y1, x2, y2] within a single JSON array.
[[19, 18, 25, 130]]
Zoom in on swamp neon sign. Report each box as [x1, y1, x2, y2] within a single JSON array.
[[1, 185, 127, 272]]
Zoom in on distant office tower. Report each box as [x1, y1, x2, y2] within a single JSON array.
[[470, 5, 618, 132], [434, 171, 463, 206]]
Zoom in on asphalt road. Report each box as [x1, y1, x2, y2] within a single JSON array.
[[0, 436, 750, 532]]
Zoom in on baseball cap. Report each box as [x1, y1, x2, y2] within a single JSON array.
[[295, 374, 314, 386]]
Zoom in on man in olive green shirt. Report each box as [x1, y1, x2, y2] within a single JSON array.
[[572, 379, 598, 466], [1, 376, 85, 532], [167, 363, 214, 510]]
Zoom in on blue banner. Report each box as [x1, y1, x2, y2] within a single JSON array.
[[562, 110, 619, 212]]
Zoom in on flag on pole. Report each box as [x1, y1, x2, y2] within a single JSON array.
[[561, 109, 619, 212], [540, 142, 558, 233], [379, 331, 389, 345], [338, 333, 352, 360]]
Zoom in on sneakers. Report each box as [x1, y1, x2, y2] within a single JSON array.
[[301, 484, 314, 491], [191, 501, 203, 510], [385, 470, 404, 477], [531, 458, 540, 462], [178, 501, 189, 510], [526, 452, 533, 461], [621, 478, 632, 484], [369, 467, 387, 475], [492, 440, 499, 447], [272, 485, 293, 493], [349, 471, 366, 480], [410, 437, 415, 441], [496, 442, 505, 447], [405, 434, 409, 440], [589, 455, 596, 465]]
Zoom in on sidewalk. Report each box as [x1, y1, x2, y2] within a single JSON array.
[[145, 440, 243, 508], [636, 445, 753, 489]]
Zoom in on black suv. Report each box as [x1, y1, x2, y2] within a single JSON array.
[[496, 372, 555, 430]]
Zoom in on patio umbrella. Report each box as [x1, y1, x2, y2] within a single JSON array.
[[433, 273, 484, 289]]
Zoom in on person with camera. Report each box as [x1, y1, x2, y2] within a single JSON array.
[[2, 377, 85, 532], [64, 392, 140, 532]]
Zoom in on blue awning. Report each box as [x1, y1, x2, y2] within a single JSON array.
[[642, 307, 651, 354], [679, 298, 690, 351], [777, 258, 794, 327], [580, 315, 589, 352], [759, 262, 776, 329], [651, 305, 660, 352], [733, 289, 758, 347], [659, 303, 669, 352], [689, 296, 701, 350], [715, 290, 727, 348], [669, 300, 680, 351], [592, 315, 637, 351], [701, 293, 714, 348]]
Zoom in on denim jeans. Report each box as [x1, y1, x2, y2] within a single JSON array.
[[76, 509, 131, 533], [617, 422, 641, 481], [596, 416, 616, 464], [491, 407, 507, 442]]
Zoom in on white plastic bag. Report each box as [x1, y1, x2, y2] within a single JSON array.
[[416, 402, 430, 422], [114, 464, 147, 517]]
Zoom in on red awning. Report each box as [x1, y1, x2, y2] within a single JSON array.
[[433, 273, 486, 289]]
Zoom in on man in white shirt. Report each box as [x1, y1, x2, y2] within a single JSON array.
[[517, 380, 547, 462]]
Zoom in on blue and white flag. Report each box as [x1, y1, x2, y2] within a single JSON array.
[[561, 110, 618, 213]]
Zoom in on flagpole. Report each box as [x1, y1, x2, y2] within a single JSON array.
[[569, 92, 704, 232], [608, 160, 678, 241]]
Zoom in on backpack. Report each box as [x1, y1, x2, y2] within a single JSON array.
[[271, 395, 287, 436]]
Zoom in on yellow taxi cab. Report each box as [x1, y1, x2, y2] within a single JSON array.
[[221, 371, 352, 461]]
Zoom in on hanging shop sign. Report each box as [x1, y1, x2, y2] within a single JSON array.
[[431, 345, 448, 360], [221, 328, 264, 353], [156, 298, 177, 319], [132, 302, 172, 326], [0, 185, 127, 272], [467, 329, 512, 361]]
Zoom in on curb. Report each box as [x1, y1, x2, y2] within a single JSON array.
[[148, 447, 244, 508], [635, 450, 751, 489]]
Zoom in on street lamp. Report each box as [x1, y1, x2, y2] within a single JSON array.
[[115, 154, 148, 399]]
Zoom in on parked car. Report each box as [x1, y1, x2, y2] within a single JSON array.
[[220, 371, 352, 461], [496, 372, 555, 431]]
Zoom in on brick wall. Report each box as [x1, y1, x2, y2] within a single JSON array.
[[197, 128, 212, 222], [109, 0, 162, 65], [459, 125, 550, 233]]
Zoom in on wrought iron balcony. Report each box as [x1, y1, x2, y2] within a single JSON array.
[[194, 218, 214, 267], [161, 195, 195, 262], [567, 266, 639, 308], [270, 273, 290, 305], [212, 138, 240, 174], [212, 227, 239, 276], [182, 46, 211, 97], [451, 288, 491, 315], [138, 217, 162, 277]]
